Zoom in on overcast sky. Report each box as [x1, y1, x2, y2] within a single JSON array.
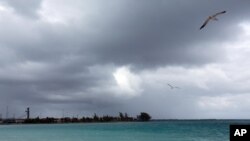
[[0, 0, 250, 119]]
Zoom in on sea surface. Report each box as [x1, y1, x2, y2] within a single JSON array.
[[0, 120, 249, 141]]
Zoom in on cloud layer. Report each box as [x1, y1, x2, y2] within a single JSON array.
[[0, 0, 250, 119]]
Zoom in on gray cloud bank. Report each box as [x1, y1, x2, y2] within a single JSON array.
[[0, 0, 250, 119]]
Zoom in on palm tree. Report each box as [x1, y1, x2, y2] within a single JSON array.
[[137, 112, 151, 121]]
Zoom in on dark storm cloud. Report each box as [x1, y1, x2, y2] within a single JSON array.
[[1, 0, 250, 118], [69, 0, 249, 69], [3, 0, 249, 68]]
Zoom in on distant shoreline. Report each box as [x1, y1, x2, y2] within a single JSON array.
[[1, 119, 250, 126], [0, 112, 152, 125]]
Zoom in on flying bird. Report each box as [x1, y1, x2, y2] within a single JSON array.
[[199, 11, 226, 30], [167, 84, 180, 90]]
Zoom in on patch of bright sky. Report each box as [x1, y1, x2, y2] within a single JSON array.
[[239, 22, 250, 36], [113, 66, 142, 97], [0, 2, 13, 12]]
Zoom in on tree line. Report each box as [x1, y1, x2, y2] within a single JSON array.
[[23, 112, 151, 124]]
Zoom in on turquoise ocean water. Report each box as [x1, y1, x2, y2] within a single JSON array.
[[0, 120, 249, 141]]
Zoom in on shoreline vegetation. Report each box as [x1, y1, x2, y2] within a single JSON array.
[[0, 112, 151, 124]]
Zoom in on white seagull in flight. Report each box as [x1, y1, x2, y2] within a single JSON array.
[[200, 11, 226, 30], [167, 84, 180, 90]]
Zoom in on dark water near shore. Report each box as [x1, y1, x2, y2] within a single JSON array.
[[0, 120, 249, 141]]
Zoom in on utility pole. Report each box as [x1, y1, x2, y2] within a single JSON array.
[[25, 107, 30, 119]]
